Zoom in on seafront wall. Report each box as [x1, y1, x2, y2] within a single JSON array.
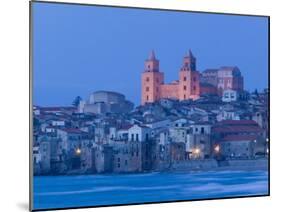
[[168, 158, 268, 172], [35, 158, 269, 175], [222, 159, 268, 170], [170, 159, 218, 171]]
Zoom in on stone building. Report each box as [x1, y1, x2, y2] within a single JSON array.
[[94, 145, 114, 173], [79, 91, 134, 114], [113, 141, 142, 173], [219, 135, 264, 159], [167, 122, 212, 160], [188, 123, 212, 159], [170, 142, 186, 163], [201, 66, 244, 96], [212, 120, 266, 157], [38, 141, 51, 174]]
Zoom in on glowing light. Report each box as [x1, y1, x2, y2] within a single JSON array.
[[266, 148, 269, 154], [76, 148, 81, 155], [266, 138, 269, 142], [214, 145, 220, 153], [194, 148, 200, 154]]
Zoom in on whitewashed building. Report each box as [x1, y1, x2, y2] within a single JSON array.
[[128, 124, 151, 142], [222, 89, 238, 102]]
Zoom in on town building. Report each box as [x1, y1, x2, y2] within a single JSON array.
[[212, 120, 266, 158], [94, 145, 114, 173], [79, 91, 134, 114], [112, 141, 142, 173], [222, 89, 250, 102], [219, 135, 264, 159], [222, 89, 238, 102], [201, 66, 244, 96]]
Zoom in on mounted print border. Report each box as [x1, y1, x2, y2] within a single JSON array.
[[29, 1, 270, 211]]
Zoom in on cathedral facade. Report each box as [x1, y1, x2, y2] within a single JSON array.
[[141, 50, 244, 105], [141, 50, 200, 105]]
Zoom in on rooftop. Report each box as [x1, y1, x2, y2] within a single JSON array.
[[59, 128, 86, 134]]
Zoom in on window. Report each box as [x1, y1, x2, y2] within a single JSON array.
[[183, 86, 186, 90], [131, 134, 134, 141], [146, 77, 149, 82], [193, 77, 196, 82], [201, 127, 205, 134], [193, 86, 196, 91], [156, 78, 159, 83], [117, 158, 120, 162], [125, 160, 128, 166], [136, 134, 139, 141], [145, 133, 149, 141], [146, 95, 149, 101], [43, 144, 48, 152], [184, 76, 187, 81], [184, 94, 186, 99], [146, 87, 149, 92]]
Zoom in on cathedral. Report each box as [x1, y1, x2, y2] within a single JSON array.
[[141, 50, 244, 105]]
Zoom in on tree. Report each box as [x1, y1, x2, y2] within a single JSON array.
[[72, 96, 82, 107]]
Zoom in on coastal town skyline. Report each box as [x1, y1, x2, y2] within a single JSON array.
[[33, 2, 268, 106]]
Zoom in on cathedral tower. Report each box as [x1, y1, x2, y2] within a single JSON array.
[[178, 50, 200, 100], [141, 51, 164, 105]]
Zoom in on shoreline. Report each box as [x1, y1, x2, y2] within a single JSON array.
[[34, 159, 269, 177]]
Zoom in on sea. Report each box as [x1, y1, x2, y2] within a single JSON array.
[[33, 170, 269, 210]]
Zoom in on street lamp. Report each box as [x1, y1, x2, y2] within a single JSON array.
[[75, 148, 81, 155], [194, 148, 200, 154], [193, 148, 201, 159], [214, 145, 220, 153]]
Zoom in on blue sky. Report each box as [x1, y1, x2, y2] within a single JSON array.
[[32, 2, 269, 106]]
